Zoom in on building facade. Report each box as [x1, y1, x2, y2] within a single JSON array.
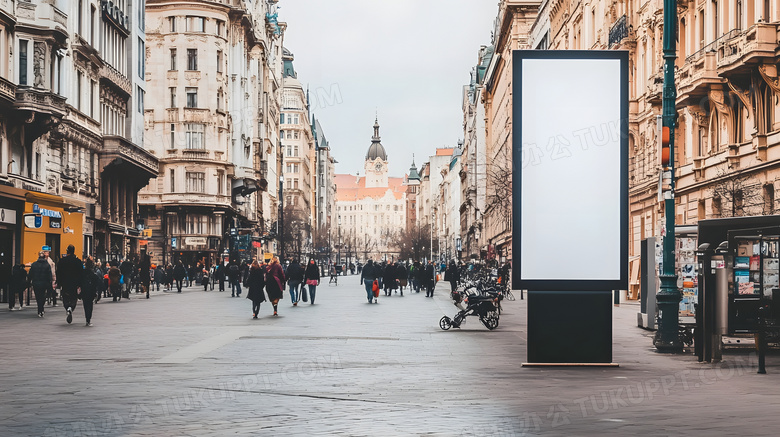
[[312, 114, 337, 262], [481, 0, 540, 264], [335, 119, 407, 262], [280, 47, 314, 259], [141, 0, 284, 266]]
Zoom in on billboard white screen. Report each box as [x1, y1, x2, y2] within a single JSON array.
[[514, 51, 627, 290]]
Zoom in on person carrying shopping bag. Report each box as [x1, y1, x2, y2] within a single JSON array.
[[303, 259, 320, 304]]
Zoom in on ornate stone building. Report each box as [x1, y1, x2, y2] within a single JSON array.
[[141, 0, 284, 266], [312, 114, 337, 260], [0, 0, 156, 272], [335, 118, 407, 261]]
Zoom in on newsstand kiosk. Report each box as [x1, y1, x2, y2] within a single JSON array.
[[697, 215, 780, 372]]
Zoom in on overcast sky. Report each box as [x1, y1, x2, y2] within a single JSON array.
[[280, 0, 499, 177]]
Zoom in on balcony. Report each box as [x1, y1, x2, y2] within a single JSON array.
[[0, 75, 16, 108], [608, 15, 628, 48], [717, 23, 778, 76], [100, 62, 131, 96], [14, 86, 66, 117], [101, 136, 159, 180], [676, 52, 722, 105]]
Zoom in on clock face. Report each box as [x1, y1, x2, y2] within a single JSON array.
[[375, 163, 382, 171]]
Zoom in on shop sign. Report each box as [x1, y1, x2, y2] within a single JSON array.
[[33, 204, 62, 219], [252, 241, 262, 248], [24, 214, 42, 229], [49, 217, 62, 229], [0, 208, 16, 225], [185, 237, 207, 246], [139, 240, 149, 246], [171, 237, 177, 249]]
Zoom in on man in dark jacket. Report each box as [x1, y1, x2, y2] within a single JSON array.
[[173, 261, 186, 293], [286, 259, 304, 305], [120, 258, 134, 298], [360, 260, 378, 304], [425, 261, 436, 297], [29, 253, 52, 317], [227, 260, 241, 297], [57, 244, 84, 324], [8, 264, 28, 311], [139, 254, 151, 299]]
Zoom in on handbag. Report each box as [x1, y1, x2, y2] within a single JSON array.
[[306, 279, 318, 286], [372, 280, 380, 297], [301, 287, 308, 302]]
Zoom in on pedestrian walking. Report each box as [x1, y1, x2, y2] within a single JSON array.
[[246, 260, 266, 318], [360, 259, 378, 304], [57, 245, 84, 324], [383, 262, 395, 297], [425, 261, 435, 297], [227, 259, 241, 297], [139, 254, 151, 299], [120, 258, 134, 299], [265, 257, 285, 316], [201, 265, 210, 291], [80, 258, 101, 326], [108, 261, 122, 301], [444, 260, 459, 295], [41, 246, 57, 306], [8, 263, 28, 311], [173, 261, 186, 293], [154, 264, 164, 291], [396, 262, 408, 295], [304, 259, 320, 304], [215, 258, 227, 292], [29, 253, 52, 317], [165, 264, 174, 291], [286, 259, 303, 306]]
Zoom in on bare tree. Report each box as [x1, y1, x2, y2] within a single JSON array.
[[282, 205, 311, 261], [709, 168, 763, 218], [397, 223, 433, 261], [484, 145, 512, 230]]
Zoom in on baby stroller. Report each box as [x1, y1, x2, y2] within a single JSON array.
[[439, 289, 499, 331]]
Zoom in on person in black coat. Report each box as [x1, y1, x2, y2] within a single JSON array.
[[173, 261, 186, 293], [303, 259, 320, 304], [413, 261, 424, 293], [246, 261, 266, 318], [29, 253, 52, 317], [360, 260, 378, 304], [396, 262, 408, 295], [80, 258, 101, 326], [425, 261, 436, 297], [57, 244, 84, 324], [8, 264, 28, 310], [383, 263, 395, 296], [444, 260, 459, 293]]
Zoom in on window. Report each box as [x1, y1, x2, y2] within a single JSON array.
[[170, 169, 175, 192], [286, 131, 292, 139], [185, 123, 205, 149], [217, 88, 223, 111], [169, 87, 176, 108], [76, 71, 83, 110], [217, 170, 224, 195], [286, 145, 292, 156], [168, 16, 177, 32], [187, 48, 197, 71], [186, 172, 205, 193], [18, 39, 28, 85], [280, 113, 285, 124], [170, 123, 176, 148], [216, 20, 225, 37], [170, 48, 177, 70], [90, 80, 96, 118], [294, 179, 299, 189], [287, 114, 292, 124], [280, 130, 284, 139], [91, 6, 96, 45], [186, 16, 206, 33], [294, 145, 299, 157], [138, 38, 145, 78], [137, 86, 144, 113], [216, 50, 223, 73], [185, 87, 198, 108], [293, 114, 299, 124], [78, 0, 83, 35]]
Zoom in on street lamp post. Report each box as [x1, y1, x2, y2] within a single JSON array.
[[278, 176, 284, 261], [655, 0, 682, 352]]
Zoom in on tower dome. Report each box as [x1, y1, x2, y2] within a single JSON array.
[[366, 117, 387, 161]]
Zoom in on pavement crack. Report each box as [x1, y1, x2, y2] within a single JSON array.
[[195, 387, 393, 405]]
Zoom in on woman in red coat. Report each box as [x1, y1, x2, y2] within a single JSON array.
[[265, 257, 286, 316]]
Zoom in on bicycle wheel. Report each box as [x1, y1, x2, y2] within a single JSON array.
[[504, 289, 516, 301], [439, 316, 452, 331]]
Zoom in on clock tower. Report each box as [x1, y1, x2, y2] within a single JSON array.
[[365, 117, 389, 188]]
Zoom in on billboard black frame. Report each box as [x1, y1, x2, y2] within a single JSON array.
[[511, 50, 629, 292]]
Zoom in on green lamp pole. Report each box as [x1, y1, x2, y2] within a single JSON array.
[[654, 0, 683, 351]]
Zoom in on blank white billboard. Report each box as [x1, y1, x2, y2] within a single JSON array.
[[513, 51, 628, 291]]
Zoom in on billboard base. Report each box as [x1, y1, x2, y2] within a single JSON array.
[[527, 290, 613, 364]]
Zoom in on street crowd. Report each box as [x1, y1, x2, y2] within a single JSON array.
[[5, 244, 509, 324]]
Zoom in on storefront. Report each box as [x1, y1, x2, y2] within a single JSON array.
[[22, 192, 84, 264], [0, 184, 25, 303]]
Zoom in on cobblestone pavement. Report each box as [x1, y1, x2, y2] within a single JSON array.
[[1, 278, 779, 436]]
